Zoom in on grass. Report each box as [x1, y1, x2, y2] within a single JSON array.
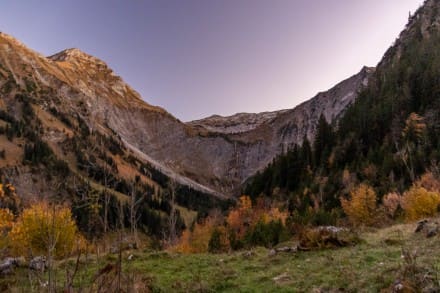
[[3, 220, 440, 292]]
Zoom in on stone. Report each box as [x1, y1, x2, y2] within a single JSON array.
[[415, 219, 428, 233], [0, 257, 25, 275], [426, 227, 438, 238], [29, 256, 47, 272]]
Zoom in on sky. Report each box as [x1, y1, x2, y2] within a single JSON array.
[[0, 0, 424, 121]]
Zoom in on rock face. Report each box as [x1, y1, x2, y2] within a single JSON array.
[[0, 30, 373, 197], [130, 66, 373, 195]]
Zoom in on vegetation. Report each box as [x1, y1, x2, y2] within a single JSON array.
[[1, 220, 439, 292], [244, 18, 440, 227], [340, 183, 378, 226], [9, 202, 84, 258]]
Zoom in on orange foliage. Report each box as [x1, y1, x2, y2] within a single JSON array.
[[416, 172, 440, 192], [0, 208, 14, 231], [175, 195, 288, 253], [0, 183, 20, 211], [340, 183, 377, 226], [382, 192, 402, 219], [226, 196, 254, 239], [174, 217, 215, 254]]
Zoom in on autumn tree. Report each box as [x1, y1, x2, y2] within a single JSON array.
[[0, 183, 20, 213], [226, 195, 253, 240], [397, 112, 426, 181], [340, 183, 378, 226], [174, 217, 215, 253], [401, 186, 440, 221], [208, 226, 229, 253], [0, 208, 13, 250], [9, 202, 84, 258]]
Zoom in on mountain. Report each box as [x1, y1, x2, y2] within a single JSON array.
[[128, 65, 373, 195], [0, 29, 374, 204], [0, 32, 234, 239], [244, 0, 440, 220], [187, 66, 373, 191]]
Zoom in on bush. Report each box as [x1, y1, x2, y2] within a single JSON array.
[[0, 208, 13, 250], [9, 202, 85, 258], [401, 186, 440, 221], [208, 226, 229, 253], [382, 192, 402, 219], [340, 183, 377, 226], [245, 219, 285, 248]]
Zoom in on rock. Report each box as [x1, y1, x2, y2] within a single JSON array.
[[415, 219, 428, 233], [269, 246, 297, 256], [242, 251, 254, 258], [299, 226, 360, 250], [0, 257, 25, 275], [414, 220, 439, 238], [427, 227, 438, 238], [29, 256, 47, 272], [276, 246, 297, 253]]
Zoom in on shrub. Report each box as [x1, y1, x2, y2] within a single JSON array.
[[401, 186, 440, 221], [174, 218, 214, 254], [208, 226, 229, 253], [382, 192, 402, 219], [245, 219, 285, 248], [9, 202, 85, 258], [340, 183, 377, 226], [0, 208, 14, 250]]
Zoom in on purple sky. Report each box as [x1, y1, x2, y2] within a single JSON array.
[[0, 0, 423, 121]]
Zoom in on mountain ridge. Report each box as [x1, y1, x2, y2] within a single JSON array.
[[0, 30, 373, 198]]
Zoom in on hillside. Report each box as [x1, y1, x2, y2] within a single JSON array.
[[0, 32, 230, 239], [245, 0, 440, 220], [0, 29, 374, 201]]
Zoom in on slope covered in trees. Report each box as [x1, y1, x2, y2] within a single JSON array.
[[244, 0, 440, 225]]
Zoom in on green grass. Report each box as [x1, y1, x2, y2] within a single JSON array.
[[3, 220, 440, 292]]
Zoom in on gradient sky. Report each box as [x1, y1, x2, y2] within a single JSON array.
[[0, 0, 424, 121]]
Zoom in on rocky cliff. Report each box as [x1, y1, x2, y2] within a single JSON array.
[[0, 31, 373, 197]]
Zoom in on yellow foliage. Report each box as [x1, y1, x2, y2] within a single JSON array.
[[9, 202, 85, 258], [174, 218, 214, 254], [260, 207, 288, 225], [340, 183, 377, 226], [401, 186, 440, 221], [0, 183, 20, 211], [0, 208, 14, 231], [0, 208, 14, 250]]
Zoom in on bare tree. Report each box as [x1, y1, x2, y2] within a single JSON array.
[[129, 176, 143, 247]]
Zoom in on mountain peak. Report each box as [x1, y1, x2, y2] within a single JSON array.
[[48, 47, 107, 67]]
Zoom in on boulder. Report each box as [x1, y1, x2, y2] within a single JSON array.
[[414, 219, 439, 238], [0, 257, 25, 275], [415, 219, 429, 233], [29, 256, 47, 272], [298, 226, 360, 251]]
